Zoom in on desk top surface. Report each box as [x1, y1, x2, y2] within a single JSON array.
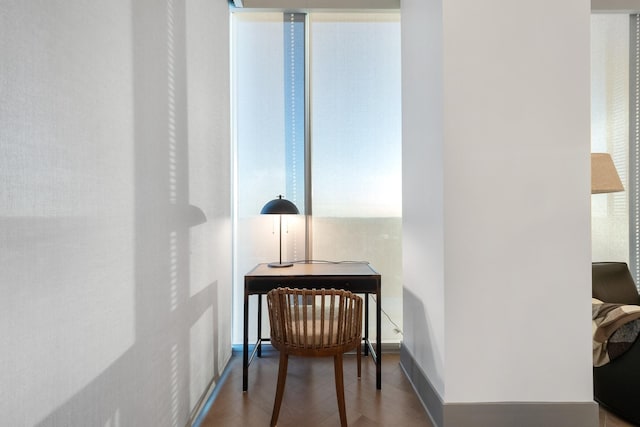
[[246, 262, 379, 278]]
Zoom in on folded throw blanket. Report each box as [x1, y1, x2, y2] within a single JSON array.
[[592, 298, 640, 367]]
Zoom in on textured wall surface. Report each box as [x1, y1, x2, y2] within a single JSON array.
[[0, 1, 231, 425]]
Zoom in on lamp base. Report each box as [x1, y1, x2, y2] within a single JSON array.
[[268, 262, 294, 268]]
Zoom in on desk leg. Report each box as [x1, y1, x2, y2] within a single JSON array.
[[243, 286, 249, 392], [376, 288, 382, 390], [364, 296, 369, 356], [257, 294, 262, 357]]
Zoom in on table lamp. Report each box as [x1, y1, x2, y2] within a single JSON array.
[[261, 195, 300, 267], [591, 153, 624, 194]]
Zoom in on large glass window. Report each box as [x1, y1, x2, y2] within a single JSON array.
[[309, 13, 402, 341], [231, 12, 402, 344], [590, 14, 629, 264]]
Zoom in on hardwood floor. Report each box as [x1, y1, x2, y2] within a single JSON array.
[[599, 406, 638, 427], [198, 347, 433, 427], [197, 346, 637, 427]]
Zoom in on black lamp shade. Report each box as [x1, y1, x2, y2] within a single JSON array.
[[260, 195, 299, 215]]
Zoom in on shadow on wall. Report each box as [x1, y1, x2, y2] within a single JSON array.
[[36, 0, 221, 425], [401, 285, 443, 424]]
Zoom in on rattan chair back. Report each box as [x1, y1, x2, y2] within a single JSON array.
[[266, 287, 363, 426], [267, 287, 362, 357]]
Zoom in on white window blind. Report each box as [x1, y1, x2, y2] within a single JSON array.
[[590, 14, 630, 264], [231, 11, 403, 344], [631, 14, 640, 283]]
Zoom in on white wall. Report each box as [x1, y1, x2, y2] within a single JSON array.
[[401, 0, 446, 396], [0, 0, 231, 425], [402, 0, 594, 403]]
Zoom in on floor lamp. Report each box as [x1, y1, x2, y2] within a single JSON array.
[[261, 195, 300, 268], [591, 152, 624, 268]]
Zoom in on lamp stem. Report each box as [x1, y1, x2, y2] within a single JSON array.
[[278, 214, 283, 265]]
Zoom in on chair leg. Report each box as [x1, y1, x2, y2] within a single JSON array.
[[334, 353, 348, 426], [357, 340, 362, 378], [271, 351, 289, 427]]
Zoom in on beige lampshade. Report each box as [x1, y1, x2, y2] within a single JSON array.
[[591, 153, 624, 194]]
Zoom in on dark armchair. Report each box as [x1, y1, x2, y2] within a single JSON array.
[[592, 262, 640, 425]]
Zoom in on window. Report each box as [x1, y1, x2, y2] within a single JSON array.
[[590, 14, 629, 265], [590, 14, 640, 288], [231, 12, 402, 344]]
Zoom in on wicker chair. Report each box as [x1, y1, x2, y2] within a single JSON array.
[[266, 287, 363, 427]]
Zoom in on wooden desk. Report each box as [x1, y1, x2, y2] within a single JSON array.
[[243, 262, 382, 391]]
